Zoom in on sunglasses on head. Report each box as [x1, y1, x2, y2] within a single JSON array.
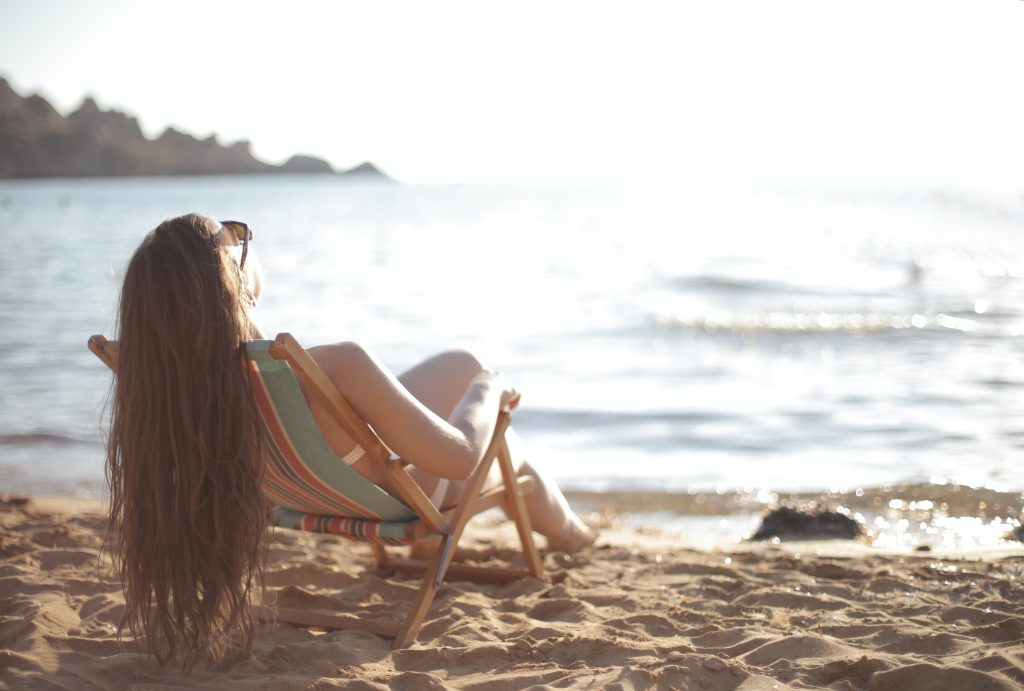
[[220, 220, 253, 270]]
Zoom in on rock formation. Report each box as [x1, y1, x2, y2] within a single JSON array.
[[0, 78, 390, 180]]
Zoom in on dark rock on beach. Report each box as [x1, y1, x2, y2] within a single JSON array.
[[751, 505, 864, 541], [0, 77, 390, 180]]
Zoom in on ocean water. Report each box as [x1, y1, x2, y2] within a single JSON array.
[[1, 177, 1022, 519]]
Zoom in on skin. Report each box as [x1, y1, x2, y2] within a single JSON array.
[[306, 342, 513, 486], [222, 227, 594, 550]]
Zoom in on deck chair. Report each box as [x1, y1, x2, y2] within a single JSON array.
[[88, 332, 544, 648]]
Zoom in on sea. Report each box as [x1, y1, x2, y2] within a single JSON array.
[[1, 176, 1022, 550]]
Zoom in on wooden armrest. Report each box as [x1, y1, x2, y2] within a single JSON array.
[[269, 333, 392, 461], [88, 335, 118, 372]]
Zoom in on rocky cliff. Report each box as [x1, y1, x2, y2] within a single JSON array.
[[0, 78, 389, 180]]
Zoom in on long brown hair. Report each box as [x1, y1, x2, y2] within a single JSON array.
[[106, 213, 268, 669]]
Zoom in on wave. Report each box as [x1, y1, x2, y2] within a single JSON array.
[[566, 481, 1022, 516], [513, 408, 725, 430], [669, 275, 818, 295], [0, 432, 99, 446], [563, 482, 1023, 550], [655, 310, 994, 335]]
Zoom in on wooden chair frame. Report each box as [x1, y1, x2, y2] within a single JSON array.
[[88, 332, 544, 648]]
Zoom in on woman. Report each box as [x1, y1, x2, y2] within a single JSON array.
[[106, 213, 594, 669]]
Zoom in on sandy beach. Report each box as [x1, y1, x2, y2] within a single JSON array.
[[2, 495, 1023, 690]]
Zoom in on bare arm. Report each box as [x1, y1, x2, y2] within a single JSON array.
[[308, 342, 514, 481]]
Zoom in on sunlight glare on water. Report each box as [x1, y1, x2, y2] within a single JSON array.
[[0, 178, 1022, 500]]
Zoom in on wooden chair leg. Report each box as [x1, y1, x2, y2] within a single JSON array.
[[393, 415, 513, 648], [370, 542, 389, 567], [392, 534, 454, 648], [496, 436, 543, 577]]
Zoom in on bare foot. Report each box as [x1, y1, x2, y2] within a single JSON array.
[[547, 519, 598, 553]]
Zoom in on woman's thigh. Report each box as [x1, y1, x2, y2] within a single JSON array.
[[398, 350, 484, 418]]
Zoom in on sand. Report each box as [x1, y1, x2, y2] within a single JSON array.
[[2, 496, 1023, 690]]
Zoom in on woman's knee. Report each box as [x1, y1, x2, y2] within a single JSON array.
[[433, 349, 485, 380], [398, 349, 487, 417]]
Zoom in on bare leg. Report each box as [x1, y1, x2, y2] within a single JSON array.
[[398, 351, 594, 551], [397, 350, 484, 504], [505, 429, 596, 552], [398, 350, 485, 419]]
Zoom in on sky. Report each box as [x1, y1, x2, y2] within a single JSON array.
[[1, 1, 1023, 185]]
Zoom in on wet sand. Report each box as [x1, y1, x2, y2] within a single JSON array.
[[2, 496, 1023, 690]]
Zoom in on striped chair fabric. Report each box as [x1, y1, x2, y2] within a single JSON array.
[[246, 341, 422, 545]]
